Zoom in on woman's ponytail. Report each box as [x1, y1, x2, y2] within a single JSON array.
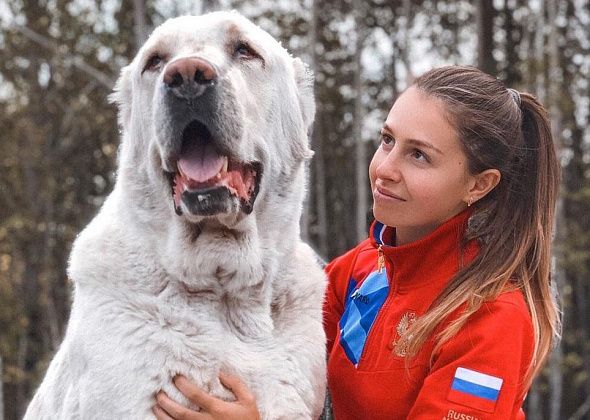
[[516, 92, 561, 379]]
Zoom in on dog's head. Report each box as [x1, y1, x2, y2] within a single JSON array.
[[110, 12, 314, 227]]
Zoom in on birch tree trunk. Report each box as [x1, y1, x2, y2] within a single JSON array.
[[477, 0, 495, 74], [301, 0, 314, 242], [132, 0, 148, 52], [15, 329, 29, 419], [565, 0, 590, 406], [0, 355, 3, 420], [353, 0, 367, 243], [202, 0, 220, 13], [501, 0, 520, 84], [399, 0, 414, 85], [304, 0, 328, 256], [522, 3, 536, 94], [526, 2, 547, 418], [547, 0, 564, 418]]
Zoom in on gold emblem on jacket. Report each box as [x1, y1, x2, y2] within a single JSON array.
[[393, 311, 417, 357]]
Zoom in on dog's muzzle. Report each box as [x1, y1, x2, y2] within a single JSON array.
[[160, 58, 262, 218], [163, 57, 217, 99]]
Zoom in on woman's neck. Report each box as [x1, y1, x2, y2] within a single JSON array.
[[394, 223, 440, 246]]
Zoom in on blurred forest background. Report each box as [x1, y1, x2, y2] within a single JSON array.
[[0, 0, 589, 419]]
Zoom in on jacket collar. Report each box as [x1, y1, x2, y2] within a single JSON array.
[[368, 208, 478, 292]]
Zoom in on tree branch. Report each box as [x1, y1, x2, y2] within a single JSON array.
[[10, 24, 116, 90], [567, 395, 590, 420]]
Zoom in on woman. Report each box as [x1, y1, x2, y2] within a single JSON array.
[[153, 65, 560, 419]]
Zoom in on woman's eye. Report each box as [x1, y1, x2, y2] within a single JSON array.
[[143, 54, 163, 73], [380, 134, 394, 146], [411, 149, 429, 162]]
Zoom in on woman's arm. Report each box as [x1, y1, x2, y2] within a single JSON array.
[[407, 294, 534, 419]]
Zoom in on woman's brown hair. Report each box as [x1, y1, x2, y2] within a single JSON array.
[[396, 65, 561, 386]]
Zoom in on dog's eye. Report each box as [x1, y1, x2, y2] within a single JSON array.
[[234, 42, 258, 60], [143, 54, 164, 73]]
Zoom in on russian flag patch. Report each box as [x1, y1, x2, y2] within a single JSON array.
[[447, 367, 503, 413]]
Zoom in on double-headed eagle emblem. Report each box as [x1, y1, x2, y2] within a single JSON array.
[[393, 311, 417, 357]]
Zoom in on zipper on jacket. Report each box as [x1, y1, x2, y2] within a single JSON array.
[[356, 245, 396, 369], [377, 244, 385, 273]]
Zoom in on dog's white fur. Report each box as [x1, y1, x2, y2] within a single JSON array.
[[24, 12, 326, 420]]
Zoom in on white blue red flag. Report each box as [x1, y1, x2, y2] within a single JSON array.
[[447, 367, 503, 412]]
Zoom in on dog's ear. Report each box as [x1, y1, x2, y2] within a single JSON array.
[[108, 65, 132, 129], [292, 57, 316, 132]]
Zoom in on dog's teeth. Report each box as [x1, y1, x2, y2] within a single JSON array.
[[222, 157, 228, 173]]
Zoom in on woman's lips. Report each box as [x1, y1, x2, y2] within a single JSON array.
[[374, 185, 406, 201]]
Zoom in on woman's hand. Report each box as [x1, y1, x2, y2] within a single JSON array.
[[153, 372, 261, 420]]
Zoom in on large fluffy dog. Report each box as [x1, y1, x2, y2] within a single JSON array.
[[24, 11, 326, 420]]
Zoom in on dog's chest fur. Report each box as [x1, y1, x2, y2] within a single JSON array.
[[57, 205, 304, 418]]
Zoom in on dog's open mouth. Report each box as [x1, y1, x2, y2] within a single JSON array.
[[167, 121, 261, 217]]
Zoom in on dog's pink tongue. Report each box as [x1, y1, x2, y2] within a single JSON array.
[[178, 141, 225, 182]]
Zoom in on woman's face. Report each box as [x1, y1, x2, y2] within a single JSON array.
[[369, 86, 476, 245]]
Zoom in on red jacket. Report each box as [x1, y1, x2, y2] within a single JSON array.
[[324, 210, 534, 419]]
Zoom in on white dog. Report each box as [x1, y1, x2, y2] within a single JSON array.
[[24, 11, 326, 420]]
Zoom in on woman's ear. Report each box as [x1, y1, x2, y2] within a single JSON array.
[[465, 169, 501, 204]]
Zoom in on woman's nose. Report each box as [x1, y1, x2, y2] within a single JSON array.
[[376, 150, 403, 182]]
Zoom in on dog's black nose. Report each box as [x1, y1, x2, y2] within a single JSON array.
[[164, 57, 217, 97]]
